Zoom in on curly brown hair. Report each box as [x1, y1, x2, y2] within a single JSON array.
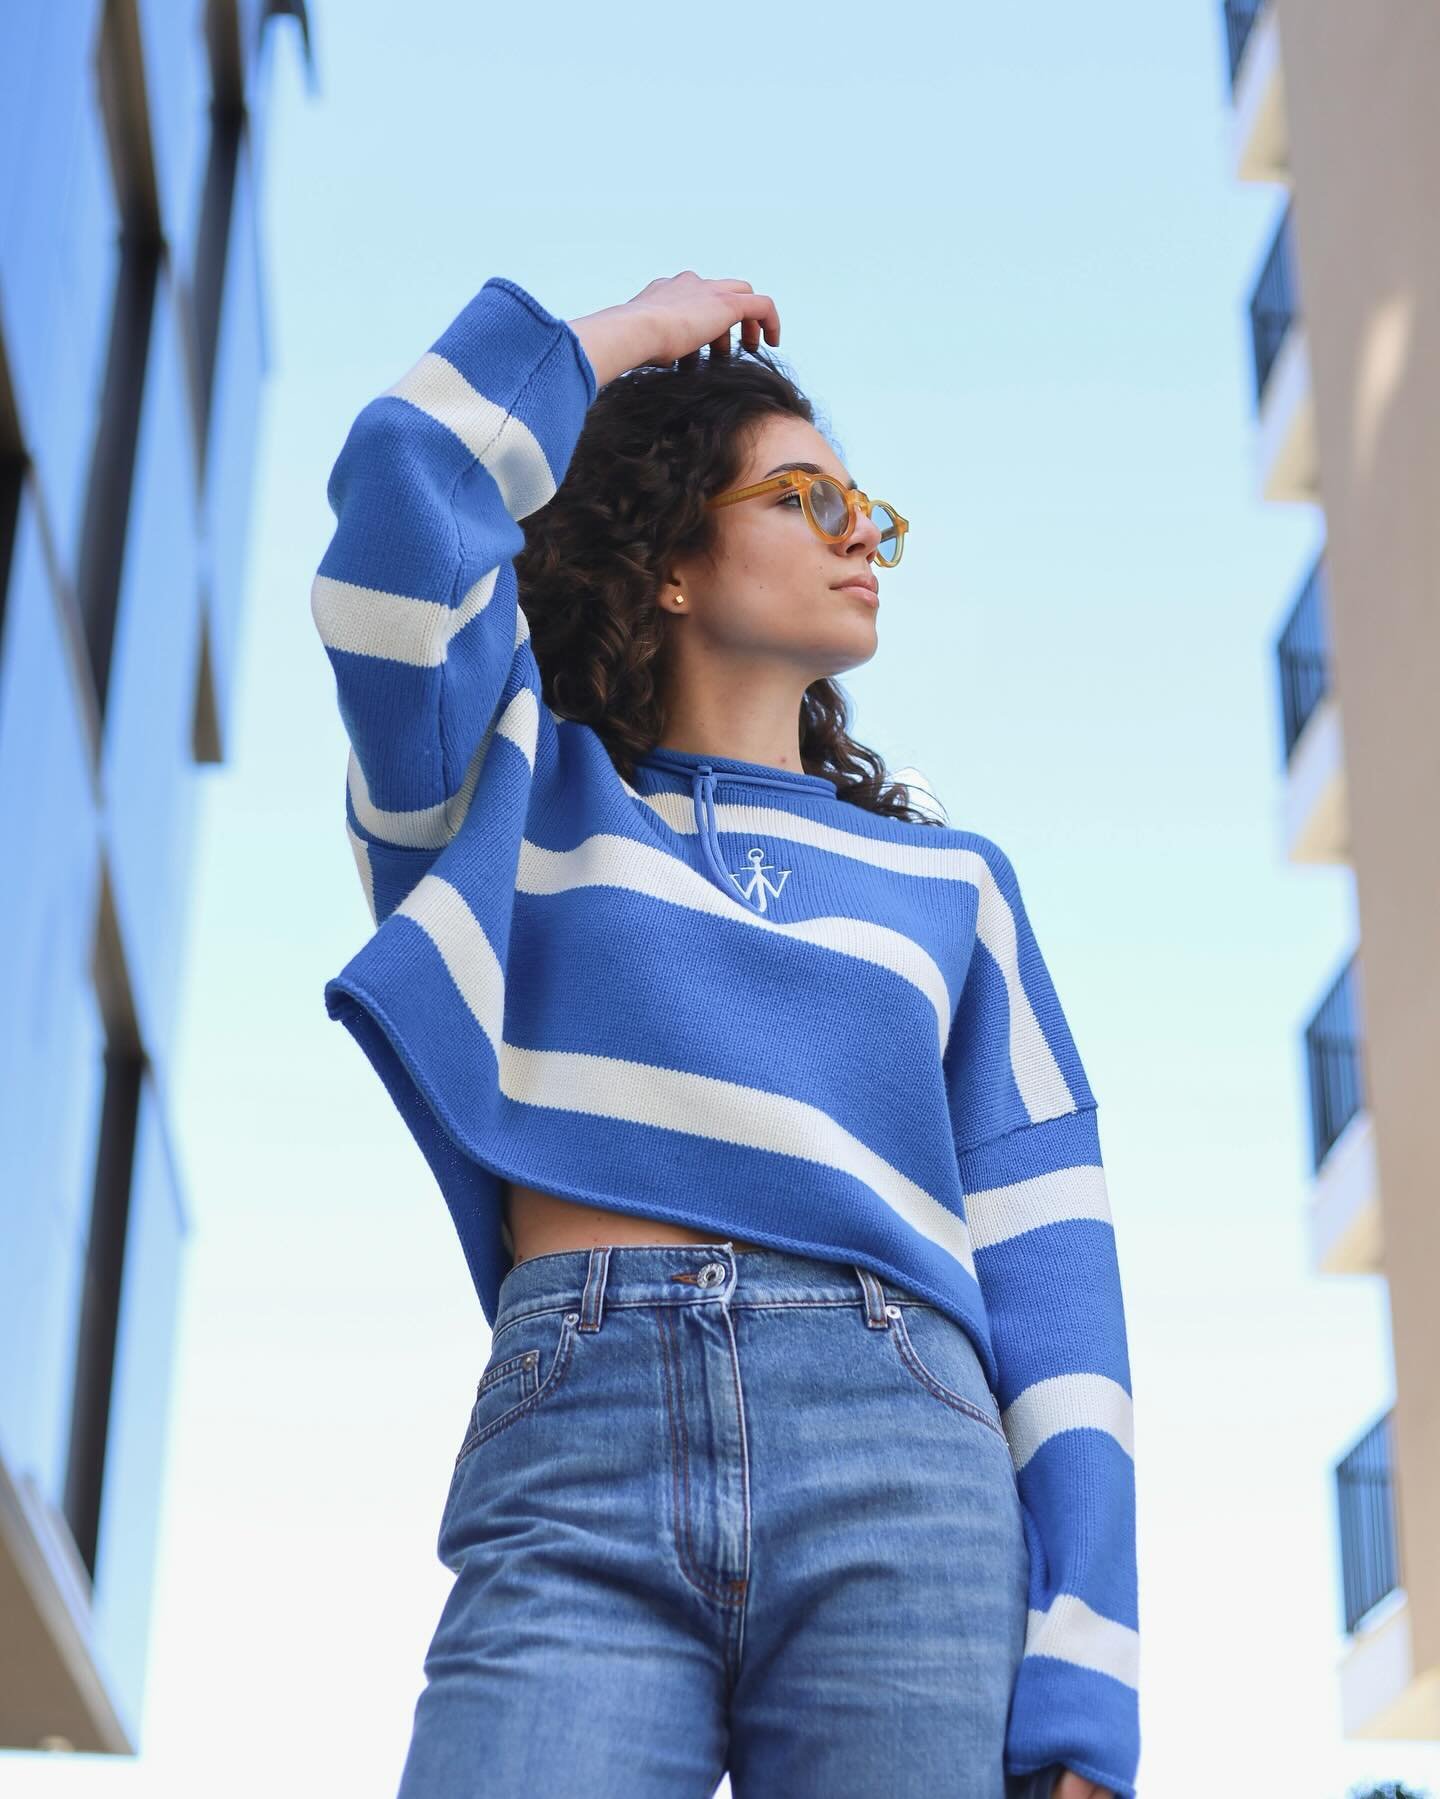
[[512, 342, 947, 826]]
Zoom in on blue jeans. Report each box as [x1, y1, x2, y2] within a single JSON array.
[[397, 1241, 1059, 1799]]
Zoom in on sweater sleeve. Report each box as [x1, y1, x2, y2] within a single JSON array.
[[310, 275, 597, 923], [946, 839, 1140, 1798]]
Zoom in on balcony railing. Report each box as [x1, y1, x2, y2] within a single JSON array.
[[1336, 1410, 1400, 1633], [1250, 201, 1299, 407], [1223, 0, 1265, 91], [1275, 555, 1331, 763], [1305, 951, 1366, 1171]]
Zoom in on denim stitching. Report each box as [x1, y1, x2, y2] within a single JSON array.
[[719, 1300, 752, 1656], [474, 1349, 540, 1400], [521, 1294, 937, 1317], [661, 1307, 701, 1589], [889, 1308, 1010, 1446], [655, 1303, 747, 1607], [453, 1313, 577, 1469]]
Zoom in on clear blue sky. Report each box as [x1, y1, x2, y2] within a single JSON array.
[[13, 2, 1435, 1793]]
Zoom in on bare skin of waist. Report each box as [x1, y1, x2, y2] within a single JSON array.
[[503, 1179, 767, 1265]]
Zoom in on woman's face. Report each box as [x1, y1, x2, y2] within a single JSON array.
[[664, 414, 887, 682]]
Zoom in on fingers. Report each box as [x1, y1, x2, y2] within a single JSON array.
[[742, 291, 781, 348], [675, 281, 781, 366], [713, 293, 782, 358]]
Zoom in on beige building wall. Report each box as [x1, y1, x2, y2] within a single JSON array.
[[1272, 0, 1440, 1701]]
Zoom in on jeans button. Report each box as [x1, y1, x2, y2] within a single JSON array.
[[698, 1261, 726, 1286]]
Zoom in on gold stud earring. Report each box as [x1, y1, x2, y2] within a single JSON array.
[[674, 593, 685, 604]]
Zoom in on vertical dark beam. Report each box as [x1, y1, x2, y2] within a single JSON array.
[[61, 1054, 142, 1582], [0, 330, 23, 667], [190, 99, 241, 471], [73, 238, 159, 715], [76, 0, 164, 723], [94, 0, 160, 234], [62, 872, 145, 1584]]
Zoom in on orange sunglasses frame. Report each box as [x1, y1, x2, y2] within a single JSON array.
[[703, 469, 910, 568]]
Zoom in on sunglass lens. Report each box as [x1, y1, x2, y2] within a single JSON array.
[[806, 478, 850, 535], [871, 504, 901, 565]]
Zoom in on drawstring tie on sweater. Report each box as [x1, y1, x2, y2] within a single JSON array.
[[633, 746, 839, 905]]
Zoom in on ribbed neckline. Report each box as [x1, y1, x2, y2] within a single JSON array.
[[635, 743, 840, 799]]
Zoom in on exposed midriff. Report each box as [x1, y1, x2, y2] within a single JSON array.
[[503, 1178, 767, 1264]]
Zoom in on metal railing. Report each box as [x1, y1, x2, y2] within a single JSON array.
[[1223, 0, 1265, 91], [1335, 1409, 1400, 1633], [1249, 201, 1298, 407], [1275, 556, 1331, 763], [1305, 950, 1366, 1171]]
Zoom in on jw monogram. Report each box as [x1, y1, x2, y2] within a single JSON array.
[[726, 846, 790, 913]]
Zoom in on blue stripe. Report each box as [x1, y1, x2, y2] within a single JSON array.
[[1020, 1434, 1138, 1624], [1008, 1654, 1140, 1799], [972, 1216, 1133, 1399]]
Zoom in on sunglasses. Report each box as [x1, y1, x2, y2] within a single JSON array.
[[703, 469, 909, 569]]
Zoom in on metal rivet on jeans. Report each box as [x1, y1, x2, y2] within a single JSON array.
[[566, 1312, 580, 1325], [885, 1304, 900, 1319]]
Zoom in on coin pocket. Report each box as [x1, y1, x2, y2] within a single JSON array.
[[453, 1304, 578, 1470]]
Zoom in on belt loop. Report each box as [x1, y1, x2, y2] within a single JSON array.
[[854, 1265, 890, 1329], [578, 1245, 610, 1332]]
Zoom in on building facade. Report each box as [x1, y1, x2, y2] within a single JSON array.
[[1222, 0, 1440, 1741], [0, 0, 310, 1755]]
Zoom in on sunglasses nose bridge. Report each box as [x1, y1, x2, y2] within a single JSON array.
[[802, 476, 903, 565], [850, 491, 887, 552]]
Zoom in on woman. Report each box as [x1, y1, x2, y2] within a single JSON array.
[[311, 272, 1139, 1799]]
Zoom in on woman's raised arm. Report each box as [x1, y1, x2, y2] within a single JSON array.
[[311, 273, 779, 923], [311, 276, 597, 917]]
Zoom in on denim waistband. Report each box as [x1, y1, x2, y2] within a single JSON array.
[[495, 1241, 926, 1330]]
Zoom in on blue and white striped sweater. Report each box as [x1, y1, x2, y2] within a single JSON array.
[[313, 274, 1140, 1796]]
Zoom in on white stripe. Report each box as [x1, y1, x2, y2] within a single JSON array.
[[391, 873, 977, 1281], [383, 349, 559, 519], [964, 1162, 1113, 1252], [972, 863, 1074, 1128], [346, 821, 377, 925], [1025, 1592, 1140, 1690], [310, 564, 504, 669], [641, 787, 994, 878], [347, 747, 454, 850], [1003, 1371, 1134, 1470], [643, 792, 1074, 1120], [517, 836, 953, 1049], [493, 681, 540, 773]]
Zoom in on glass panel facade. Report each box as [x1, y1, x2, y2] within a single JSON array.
[[0, 0, 303, 1753]]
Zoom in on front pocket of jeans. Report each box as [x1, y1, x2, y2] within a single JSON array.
[[453, 1306, 578, 1470], [885, 1304, 1012, 1452]]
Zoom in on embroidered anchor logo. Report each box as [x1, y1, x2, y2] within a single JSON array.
[[727, 845, 790, 913]]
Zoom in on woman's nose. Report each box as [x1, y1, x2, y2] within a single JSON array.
[[847, 506, 882, 555]]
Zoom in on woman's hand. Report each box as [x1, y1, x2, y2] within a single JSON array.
[[568, 272, 781, 387], [1054, 1771, 1113, 1799]]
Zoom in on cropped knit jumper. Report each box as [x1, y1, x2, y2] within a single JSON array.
[[311, 274, 1140, 1796]]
